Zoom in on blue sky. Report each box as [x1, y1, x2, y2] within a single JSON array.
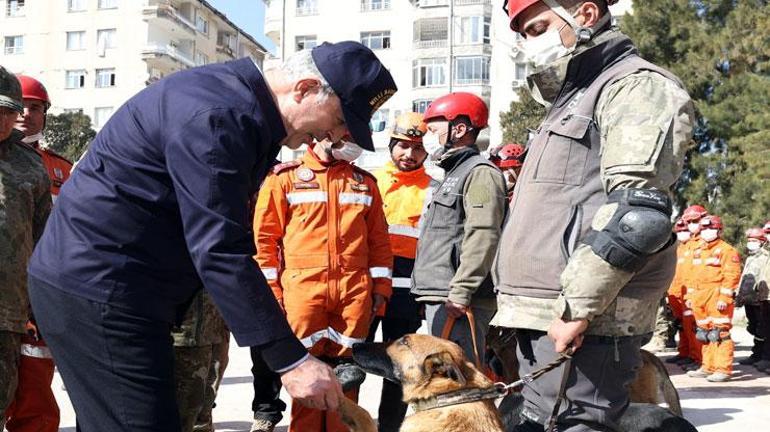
[[207, 0, 276, 53]]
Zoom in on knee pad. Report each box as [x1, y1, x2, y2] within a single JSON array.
[[696, 327, 710, 343], [707, 328, 721, 343]]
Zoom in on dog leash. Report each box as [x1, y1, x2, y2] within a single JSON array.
[[440, 310, 483, 370], [411, 349, 574, 412]]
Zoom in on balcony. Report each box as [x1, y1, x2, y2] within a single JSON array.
[[454, 0, 490, 5], [296, 6, 318, 16], [413, 39, 448, 49], [142, 44, 195, 69], [142, 1, 196, 36]]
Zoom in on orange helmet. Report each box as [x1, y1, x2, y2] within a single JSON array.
[[423, 92, 488, 129], [491, 143, 527, 169], [390, 112, 427, 144], [682, 204, 708, 222], [16, 74, 50, 110], [746, 227, 766, 242], [700, 215, 723, 230]]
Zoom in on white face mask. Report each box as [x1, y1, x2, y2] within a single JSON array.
[[330, 140, 363, 162], [701, 229, 719, 242], [522, 25, 572, 69], [766, 234, 770, 242], [747, 241, 762, 252], [422, 131, 445, 160], [21, 132, 44, 144], [687, 223, 701, 234], [676, 232, 691, 243]]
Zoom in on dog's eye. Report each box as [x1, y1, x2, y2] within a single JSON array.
[[398, 337, 410, 347]]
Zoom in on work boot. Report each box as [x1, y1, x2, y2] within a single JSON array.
[[687, 368, 709, 378], [643, 337, 666, 353], [738, 355, 759, 365], [754, 359, 770, 372], [250, 419, 276, 432], [665, 355, 686, 364], [677, 357, 695, 367], [682, 362, 701, 372], [706, 372, 731, 382]]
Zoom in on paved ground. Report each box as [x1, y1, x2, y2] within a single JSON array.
[[51, 323, 770, 431]]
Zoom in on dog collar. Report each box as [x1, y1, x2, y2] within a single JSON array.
[[409, 383, 509, 412]]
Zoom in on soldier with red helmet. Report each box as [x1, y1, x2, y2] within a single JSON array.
[[411, 92, 507, 367], [737, 227, 770, 369], [4, 75, 66, 432], [490, 143, 527, 199]]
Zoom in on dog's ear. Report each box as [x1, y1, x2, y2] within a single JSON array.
[[422, 351, 467, 386]]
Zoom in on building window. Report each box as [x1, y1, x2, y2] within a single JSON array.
[[412, 99, 433, 114], [514, 62, 528, 81], [95, 68, 116, 88], [66, 31, 86, 51], [360, 31, 391, 50], [295, 35, 317, 51], [413, 18, 448, 49], [4, 35, 23, 55], [67, 0, 86, 12], [296, 0, 318, 16], [6, 0, 25, 17], [98, 0, 118, 9], [413, 58, 447, 88], [195, 51, 209, 66], [370, 109, 389, 132], [94, 107, 114, 128], [454, 16, 490, 45], [419, 0, 448, 7], [97, 29, 117, 49], [454, 56, 490, 86], [65, 70, 87, 89], [195, 10, 209, 34], [361, 0, 390, 12]]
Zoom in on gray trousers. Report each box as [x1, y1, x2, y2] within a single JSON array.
[[515, 330, 645, 432], [425, 303, 495, 365]]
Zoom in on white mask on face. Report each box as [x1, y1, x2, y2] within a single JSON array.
[[676, 232, 692, 243], [687, 223, 701, 234], [522, 26, 573, 69], [422, 131, 445, 160], [766, 234, 770, 242], [701, 229, 719, 242], [21, 132, 44, 144], [747, 241, 762, 252], [331, 140, 363, 162]]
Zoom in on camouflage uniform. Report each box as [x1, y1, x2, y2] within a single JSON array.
[[173, 289, 230, 432], [0, 68, 52, 430]]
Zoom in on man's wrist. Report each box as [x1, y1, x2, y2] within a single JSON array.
[[258, 335, 308, 373]]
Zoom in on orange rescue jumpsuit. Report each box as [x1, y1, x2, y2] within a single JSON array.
[[668, 238, 701, 362], [685, 238, 741, 374], [254, 150, 392, 432], [5, 146, 70, 432]]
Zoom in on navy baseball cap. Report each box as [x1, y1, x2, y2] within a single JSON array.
[[312, 41, 397, 151]]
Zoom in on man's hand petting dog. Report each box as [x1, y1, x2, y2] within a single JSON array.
[[281, 356, 344, 410], [548, 318, 589, 353]]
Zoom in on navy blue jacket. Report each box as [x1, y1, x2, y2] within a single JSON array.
[[29, 58, 305, 370]]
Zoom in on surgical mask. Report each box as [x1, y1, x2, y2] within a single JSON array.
[[331, 140, 363, 162], [701, 229, 719, 242], [687, 223, 701, 234], [422, 131, 446, 161], [766, 234, 770, 242], [747, 241, 762, 253], [21, 132, 44, 144], [522, 26, 572, 68], [676, 232, 691, 243]]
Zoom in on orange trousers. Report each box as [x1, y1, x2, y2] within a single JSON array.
[[290, 388, 358, 432], [4, 337, 59, 432], [669, 293, 702, 362]]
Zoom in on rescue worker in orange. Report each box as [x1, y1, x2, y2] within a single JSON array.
[[366, 112, 434, 432], [686, 215, 742, 382], [676, 204, 709, 370], [665, 218, 696, 368], [253, 138, 392, 432], [4, 75, 69, 432], [489, 143, 527, 200]]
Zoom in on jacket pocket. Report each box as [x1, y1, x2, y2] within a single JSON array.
[[427, 191, 458, 230], [533, 115, 592, 186]]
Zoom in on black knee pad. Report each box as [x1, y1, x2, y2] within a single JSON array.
[[696, 327, 710, 343]]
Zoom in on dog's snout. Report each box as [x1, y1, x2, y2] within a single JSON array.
[[352, 342, 400, 383]]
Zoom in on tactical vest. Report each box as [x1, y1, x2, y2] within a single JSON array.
[[412, 147, 497, 300], [495, 33, 681, 307]]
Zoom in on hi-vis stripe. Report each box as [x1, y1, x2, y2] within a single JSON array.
[[683, 310, 693, 317], [338, 193, 372, 206], [392, 277, 412, 289], [389, 224, 420, 239], [286, 191, 328, 205], [719, 288, 734, 296], [261, 267, 278, 281], [370, 267, 392, 279], [299, 327, 366, 349], [21, 344, 53, 359]]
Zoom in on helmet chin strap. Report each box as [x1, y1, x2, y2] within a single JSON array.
[[542, 0, 612, 45]]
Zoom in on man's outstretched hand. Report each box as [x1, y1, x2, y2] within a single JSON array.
[[281, 356, 344, 411]]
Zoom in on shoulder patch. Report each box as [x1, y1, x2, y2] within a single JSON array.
[[352, 165, 377, 183], [272, 160, 301, 175], [731, 255, 741, 264]]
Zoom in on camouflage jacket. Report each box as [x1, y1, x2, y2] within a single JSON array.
[[172, 289, 229, 347], [742, 248, 770, 302], [0, 130, 51, 333]]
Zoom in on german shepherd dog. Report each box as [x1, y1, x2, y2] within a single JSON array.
[[345, 334, 696, 432]]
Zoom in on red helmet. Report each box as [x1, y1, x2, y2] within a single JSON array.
[[700, 215, 723, 230], [681, 204, 708, 222], [492, 143, 527, 169], [674, 219, 688, 233], [16, 74, 50, 109], [503, 0, 619, 32], [746, 227, 766, 242], [423, 92, 488, 129]]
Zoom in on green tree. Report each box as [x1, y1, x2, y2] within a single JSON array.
[[499, 87, 546, 144], [44, 111, 96, 162]]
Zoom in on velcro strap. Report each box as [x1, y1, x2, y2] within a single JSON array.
[[606, 188, 672, 214]]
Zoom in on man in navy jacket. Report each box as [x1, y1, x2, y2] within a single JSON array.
[[27, 41, 396, 431]]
